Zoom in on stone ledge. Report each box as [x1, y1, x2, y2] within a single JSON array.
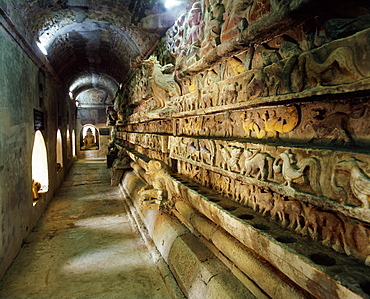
[[121, 169, 257, 298]]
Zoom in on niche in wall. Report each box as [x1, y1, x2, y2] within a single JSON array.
[[32, 130, 49, 201], [80, 124, 99, 150], [56, 129, 63, 171]]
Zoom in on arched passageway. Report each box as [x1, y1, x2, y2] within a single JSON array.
[[1, 0, 370, 298]]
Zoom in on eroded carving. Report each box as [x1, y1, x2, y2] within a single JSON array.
[[241, 149, 274, 180], [110, 149, 131, 186], [219, 145, 243, 172], [333, 157, 370, 209], [298, 46, 364, 88], [241, 106, 299, 139], [139, 160, 169, 210]]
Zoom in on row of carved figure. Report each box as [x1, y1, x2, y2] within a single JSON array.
[[116, 99, 369, 147], [177, 160, 370, 265], [173, 46, 365, 109], [166, 0, 285, 58], [166, 0, 370, 69], [173, 101, 368, 146], [126, 133, 169, 154], [172, 138, 370, 209], [117, 29, 368, 118], [120, 44, 366, 118]]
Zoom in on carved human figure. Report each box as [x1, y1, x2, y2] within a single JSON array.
[[221, 0, 250, 43], [186, 1, 203, 55], [81, 128, 98, 150], [106, 106, 117, 126], [201, 0, 225, 56]]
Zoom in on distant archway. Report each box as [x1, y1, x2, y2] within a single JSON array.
[[80, 124, 99, 151], [56, 129, 63, 171], [32, 130, 49, 198]]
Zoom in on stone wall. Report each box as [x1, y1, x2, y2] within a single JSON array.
[[0, 22, 75, 278], [110, 0, 370, 297]]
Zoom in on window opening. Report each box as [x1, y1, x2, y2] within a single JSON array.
[[72, 129, 76, 156], [32, 130, 49, 202], [56, 129, 63, 171]]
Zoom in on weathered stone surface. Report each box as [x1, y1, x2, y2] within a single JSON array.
[[168, 233, 255, 298]]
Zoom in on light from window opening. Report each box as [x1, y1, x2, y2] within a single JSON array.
[[72, 129, 76, 156], [66, 128, 71, 158], [32, 130, 49, 194], [165, 0, 181, 9], [56, 129, 63, 171], [37, 41, 48, 56]]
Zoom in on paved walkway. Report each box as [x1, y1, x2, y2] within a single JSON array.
[[0, 160, 174, 299]]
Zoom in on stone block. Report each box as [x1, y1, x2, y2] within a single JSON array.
[[152, 213, 188, 262], [168, 233, 255, 298]]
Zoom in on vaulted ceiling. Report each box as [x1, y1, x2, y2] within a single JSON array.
[[1, 0, 182, 106]]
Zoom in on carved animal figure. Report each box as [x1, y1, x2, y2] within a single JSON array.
[[308, 109, 353, 145], [241, 149, 274, 180], [254, 188, 274, 216], [299, 46, 363, 87], [220, 82, 240, 105], [220, 145, 243, 172], [270, 197, 304, 232], [302, 204, 347, 253], [187, 141, 200, 161], [139, 160, 169, 210], [200, 140, 216, 165], [334, 157, 370, 209], [142, 56, 179, 110], [274, 149, 322, 196]]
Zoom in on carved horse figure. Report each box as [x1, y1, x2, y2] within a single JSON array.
[[241, 148, 274, 180]]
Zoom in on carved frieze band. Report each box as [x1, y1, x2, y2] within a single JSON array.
[[119, 98, 370, 150], [117, 26, 370, 123], [169, 136, 370, 222]]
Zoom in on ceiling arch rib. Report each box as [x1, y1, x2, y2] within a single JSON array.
[[44, 19, 143, 85], [69, 73, 119, 108], [10, 0, 173, 85]]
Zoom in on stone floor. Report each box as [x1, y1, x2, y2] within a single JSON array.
[[0, 160, 175, 299]]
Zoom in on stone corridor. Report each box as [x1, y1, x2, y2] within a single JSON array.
[[0, 160, 179, 299]]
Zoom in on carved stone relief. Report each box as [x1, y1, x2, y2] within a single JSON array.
[[169, 136, 370, 213], [175, 157, 370, 264], [139, 160, 170, 210]]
